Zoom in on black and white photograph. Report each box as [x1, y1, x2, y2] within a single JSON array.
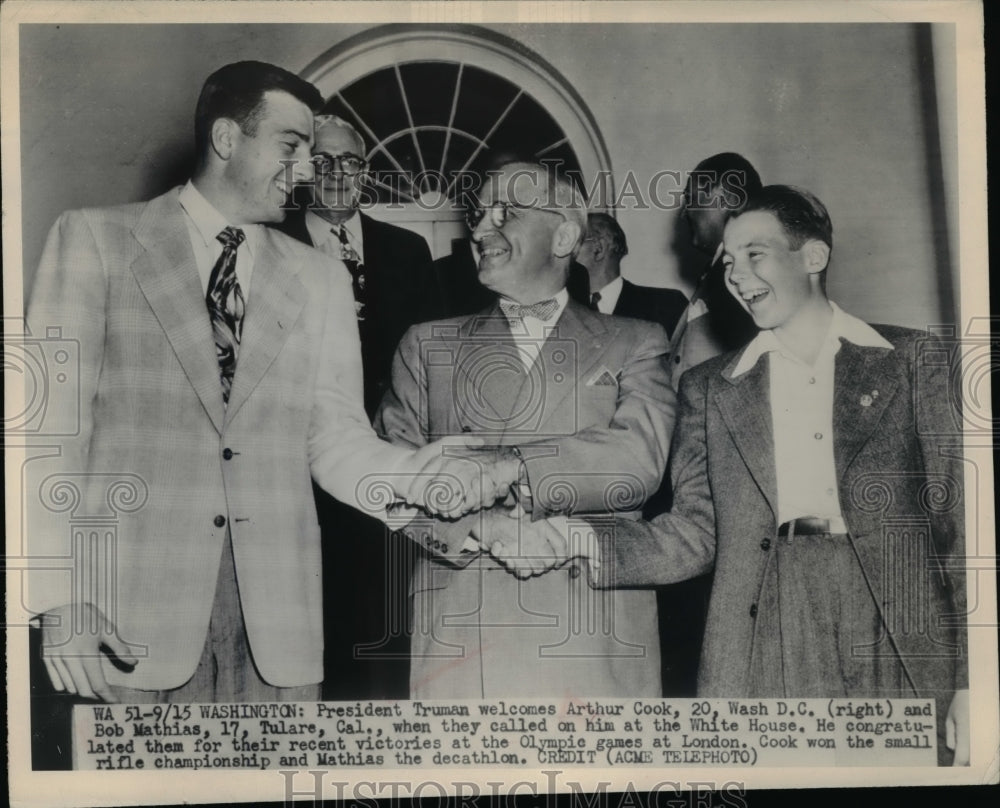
[[3, 1, 996, 805]]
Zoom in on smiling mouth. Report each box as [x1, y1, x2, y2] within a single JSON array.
[[740, 289, 769, 305]]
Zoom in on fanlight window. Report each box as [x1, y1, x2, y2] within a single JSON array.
[[322, 61, 584, 207]]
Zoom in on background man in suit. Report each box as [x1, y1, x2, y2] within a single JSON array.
[[276, 115, 437, 700], [376, 161, 676, 698], [669, 152, 761, 389], [502, 185, 969, 764], [577, 211, 688, 331], [26, 61, 487, 704], [576, 210, 707, 696]]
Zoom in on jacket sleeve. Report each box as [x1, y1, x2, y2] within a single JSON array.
[[523, 320, 676, 516], [374, 325, 482, 567], [307, 253, 416, 514], [593, 364, 717, 587], [913, 334, 968, 690], [23, 210, 107, 616]]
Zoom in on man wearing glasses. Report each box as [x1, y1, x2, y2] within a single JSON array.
[[376, 161, 676, 698], [277, 115, 436, 701]]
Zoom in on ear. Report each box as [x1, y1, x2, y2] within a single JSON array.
[[802, 239, 830, 275], [210, 118, 238, 161], [552, 221, 582, 258]]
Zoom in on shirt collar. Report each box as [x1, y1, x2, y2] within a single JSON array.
[[179, 181, 258, 258], [596, 275, 624, 299], [306, 209, 363, 256], [731, 301, 893, 377]]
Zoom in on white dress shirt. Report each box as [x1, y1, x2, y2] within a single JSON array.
[[305, 209, 365, 264], [499, 288, 570, 372], [178, 181, 258, 298], [592, 275, 624, 314], [731, 302, 894, 526]]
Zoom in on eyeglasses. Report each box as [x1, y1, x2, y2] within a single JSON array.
[[465, 201, 567, 231], [310, 152, 368, 177]]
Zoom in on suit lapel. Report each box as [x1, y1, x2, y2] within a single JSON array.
[[714, 352, 778, 517], [225, 230, 308, 421], [833, 339, 900, 481], [451, 305, 525, 432], [130, 190, 226, 433], [531, 301, 612, 434]]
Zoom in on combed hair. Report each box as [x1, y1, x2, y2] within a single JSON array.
[[686, 152, 762, 211], [740, 184, 833, 251], [314, 114, 366, 153], [586, 212, 628, 258], [194, 61, 323, 161]]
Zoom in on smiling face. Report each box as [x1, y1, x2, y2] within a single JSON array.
[[472, 165, 570, 303], [721, 210, 818, 332], [313, 122, 366, 213], [223, 90, 314, 224]]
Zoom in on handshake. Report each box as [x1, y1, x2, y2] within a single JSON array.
[[390, 438, 599, 580], [392, 438, 524, 519]]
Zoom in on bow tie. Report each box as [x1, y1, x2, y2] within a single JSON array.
[[499, 298, 560, 322]]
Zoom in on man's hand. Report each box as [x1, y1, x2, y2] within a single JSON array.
[[480, 509, 598, 580], [945, 688, 969, 766], [39, 603, 137, 702], [400, 439, 521, 519]]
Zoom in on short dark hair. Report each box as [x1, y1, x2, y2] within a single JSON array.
[[685, 152, 762, 211], [194, 61, 323, 161], [586, 212, 628, 258], [738, 185, 833, 251]]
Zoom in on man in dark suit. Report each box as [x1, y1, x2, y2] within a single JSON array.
[[500, 185, 969, 765], [670, 152, 761, 389], [576, 210, 704, 696], [577, 212, 688, 333], [274, 115, 436, 700]]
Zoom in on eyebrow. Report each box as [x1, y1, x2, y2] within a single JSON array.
[[280, 129, 311, 143]]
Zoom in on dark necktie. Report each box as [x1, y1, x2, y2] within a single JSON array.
[[590, 291, 602, 311], [499, 297, 560, 322], [336, 225, 367, 322], [206, 226, 246, 405]]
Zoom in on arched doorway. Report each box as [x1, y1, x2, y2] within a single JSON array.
[[301, 24, 614, 257]]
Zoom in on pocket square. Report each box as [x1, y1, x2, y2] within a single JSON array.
[[587, 367, 619, 387]]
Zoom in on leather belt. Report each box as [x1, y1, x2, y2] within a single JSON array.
[[777, 516, 847, 538]]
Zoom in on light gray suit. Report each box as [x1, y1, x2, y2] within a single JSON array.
[[376, 299, 676, 698], [25, 188, 408, 690]]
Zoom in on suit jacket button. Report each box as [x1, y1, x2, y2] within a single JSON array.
[[214, 514, 226, 528], [749, 603, 758, 618], [760, 538, 771, 551], [222, 448, 234, 461], [674, 354, 681, 364]]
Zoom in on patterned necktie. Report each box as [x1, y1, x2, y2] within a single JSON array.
[[206, 226, 246, 405], [499, 297, 560, 322], [590, 291, 602, 311], [336, 225, 367, 322]]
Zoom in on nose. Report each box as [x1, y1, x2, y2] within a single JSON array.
[[292, 158, 314, 184], [470, 210, 494, 243]]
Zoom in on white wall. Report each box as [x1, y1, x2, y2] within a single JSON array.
[[18, 22, 956, 329]]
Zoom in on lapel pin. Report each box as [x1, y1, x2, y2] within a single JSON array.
[[860, 394, 873, 407]]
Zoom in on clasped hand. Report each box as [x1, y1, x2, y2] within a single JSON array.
[[397, 439, 522, 519], [474, 506, 597, 580]]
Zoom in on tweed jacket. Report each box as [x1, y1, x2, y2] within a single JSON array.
[[375, 299, 676, 697], [599, 324, 968, 700], [24, 188, 410, 690]]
